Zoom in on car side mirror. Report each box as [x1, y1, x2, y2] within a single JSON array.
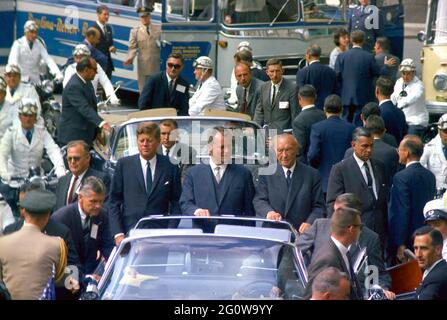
[[417, 31, 426, 42]]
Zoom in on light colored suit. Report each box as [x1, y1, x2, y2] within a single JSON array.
[[126, 23, 161, 92], [0, 224, 66, 299]]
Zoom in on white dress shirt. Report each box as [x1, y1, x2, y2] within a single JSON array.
[[353, 153, 378, 199], [77, 202, 90, 229], [331, 236, 352, 275], [282, 162, 296, 179], [209, 158, 227, 181]]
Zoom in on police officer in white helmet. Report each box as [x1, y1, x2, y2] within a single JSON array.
[[424, 197, 447, 261], [188, 56, 225, 116], [8, 20, 63, 85], [63, 44, 120, 105], [0, 76, 15, 140]]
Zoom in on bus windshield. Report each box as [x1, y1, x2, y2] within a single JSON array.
[[428, 0, 447, 44]]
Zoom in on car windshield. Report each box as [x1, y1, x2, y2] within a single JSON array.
[[111, 118, 266, 162], [100, 236, 305, 300]]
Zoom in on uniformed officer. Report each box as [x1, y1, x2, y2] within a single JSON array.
[[123, 7, 161, 93], [0, 76, 15, 140], [424, 198, 447, 261], [8, 20, 63, 85], [0, 189, 67, 300], [347, 0, 384, 53]]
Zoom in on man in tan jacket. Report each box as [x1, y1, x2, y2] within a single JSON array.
[[124, 7, 160, 92], [0, 189, 67, 300]]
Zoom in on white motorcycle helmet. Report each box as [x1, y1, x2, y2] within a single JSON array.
[[399, 58, 416, 72], [193, 56, 214, 70], [4, 64, 21, 75], [73, 44, 91, 57], [18, 98, 39, 115], [24, 20, 39, 33]]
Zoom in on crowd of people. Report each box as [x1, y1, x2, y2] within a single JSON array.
[[1, 1, 447, 301]]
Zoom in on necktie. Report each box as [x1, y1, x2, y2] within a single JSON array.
[[240, 87, 247, 114], [29, 41, 34, 50], [215, 166, 221, 184], [67, 175, 79, 204], [286, 169, 292, 189], [146, 160, 152, 193], [10, 88, 15, 97], [443, 146, 447, 160], [25, 130, 32, 144], [271, 85, 277, 106], [146, 26, 151, 36], [83, 215, 91, 239], [169, 79, 174, 95], [363, 162, 376, 200], [165, 147, 170, 156]]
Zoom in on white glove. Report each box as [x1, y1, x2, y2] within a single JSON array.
[[110, 97, 121, 105], [0, 171, 11, 183], [55, 167, 68, 178]]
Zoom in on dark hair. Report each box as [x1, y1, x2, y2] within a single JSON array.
[[168, 53, 184, 64], [365, 115, 386, 135], [86, 27, 99, 38], [298, 85, 316, 99], [333, 28, 349, 47], [413, 226, 444, 247], [376, 37, 390, 52], [266, 58, 282, 68], [402, 134, 424, 158], [323, 94, 342, 114], [307, 44, 321, 58], [331, 207, 361, 235], [76, 57, 94, 72], [351, 30, 365, 45], [361, 102, 380, 119], [80, 176, 106, 196], [335, 193, 362, 211], [234, 50, 253, 63], [376, 76, 395, 97], [137, 122, 160, 141], [96, 5, 109, 14], [352, 127, 372, 142], [312, 267, 349, 295], [160, 118, 178, 129], [67, 140, 90, 155]]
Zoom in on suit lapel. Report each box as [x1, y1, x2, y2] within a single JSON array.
[[217, 165, 235, 207], [349, 157, 369, 190], [134, 155, 146, 193], [206, 165, 219, 208], [148, 154, 164, 198], [72, 205, 86, 259], [273, 166, 289, 214], [285, 164, 302, 216]]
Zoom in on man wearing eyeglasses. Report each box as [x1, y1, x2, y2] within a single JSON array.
[[138, 53, 190, 115], [124, 6, 161, 93]]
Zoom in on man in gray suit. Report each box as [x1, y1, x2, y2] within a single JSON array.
[[254, 58, 299, 132], [235, 62, 263, 119]]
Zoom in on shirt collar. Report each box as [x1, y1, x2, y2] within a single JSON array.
[[378, 99, 391, 106], [406, 160, 420, 168], [96, 21, 106, 30], [301, 104, 315, 111], [353, 153, 370, 168], [76, 72, 87, 84], [162, 143, 177, 156], [77, 201, 88, 223], [423, 259, 444, 279], [209, 157, 227, 172], [271, 78, 283, 88], [309, 60, 320, 65], [282, 162, 296, 178], [140, 154, 157, 170], [352, 45, 362, 49], [331, 236, 350, 257], [166, 72, 176, 82]]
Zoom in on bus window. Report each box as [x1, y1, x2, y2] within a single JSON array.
[[430, 1, 447, 44], [166, 0, 213, 21], [100, 0, 162, 9], [302, 1, 345, 23], [222, 0, 298, 25]]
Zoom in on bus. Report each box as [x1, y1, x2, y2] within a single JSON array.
[[418, 0, 447, 115], [0, 0, 404, 92]]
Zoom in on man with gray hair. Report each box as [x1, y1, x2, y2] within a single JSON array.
[[52, 176, 114, 277], [296, 44, 337, 110], [310, 267, 350, 300]]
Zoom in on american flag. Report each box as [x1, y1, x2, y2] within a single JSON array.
[[39, 265, 56, 300]]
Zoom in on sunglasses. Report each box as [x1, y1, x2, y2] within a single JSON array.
[[441, 128, 447, 134], [67, 156, 82, 162], [167, 63, 182, 70]]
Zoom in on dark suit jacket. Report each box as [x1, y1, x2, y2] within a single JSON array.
[[58, 74, 103, 146], [253, 162, 325, 229], [296, 218, 391, 290], [380, 100, 408, 144], [292, 106, 326, 163], [156, 142, 197, 183], [52, 203, 114, 275], [109, 154, 182, 236], [254, 78, 299, 132], [236, 78, 263, 119], [180, 163, 255, 217], [92, 23, 114, 74], [307, 238, 363, 300], [383, 132, 398, 147], [83, 40, 108, 72], [54, 168, 111, 211], [307, 116, 355, 192], [335, 47, 387, 107], [416, 259, 447, 300], [251, 67, 269, 82], [344, 138, 399, 182], [388, 163, 436, 248], [375, 52, 400, 80], [138, 72, 190, 115], [296, 61, 338, 110], [326, 156, 389, 240]]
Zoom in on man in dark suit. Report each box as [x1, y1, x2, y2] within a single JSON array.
[[389, 135, 436, 264], [156, 119, 196, 182], [297, 193, 393, 295], [296, 44, 337, 110], [180, 126, 255, 230], [347, 0, 384, 53], [326, 127, 389, 245], [308, 94, 355, 194], [413, 226, 447, 300], [58, 57, 111, 147], [92, 5, 115, 79], [254, 58, 299, 132], [235, 62, 263, 119], [138, 53, 190, 115], [344, 115, 399, 180], [253, 134, 325, 233], [52, 176, 114, 276], [374, 37, 400, 80], [292, 85, 325, 163], [83, 27, 108, 72], [376, 76, 408, 144], [306, 206, 364, 300], [335, 30, 395, 126], [360, 102, 398, 147], [109, 122, 182, 245], [54, 140, 110, 211]]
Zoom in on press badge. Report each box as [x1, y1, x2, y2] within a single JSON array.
[[91, 224, 98, 239], [176, 84, 186, 93], [279, 101, 289, 109]]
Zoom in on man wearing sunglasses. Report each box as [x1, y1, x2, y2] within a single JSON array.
[[138, 53, 190, 115]]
